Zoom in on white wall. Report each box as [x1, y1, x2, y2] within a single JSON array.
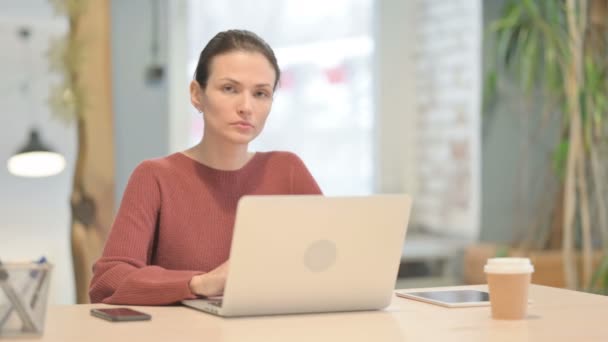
[[0, 0, 76, 305], [374, 0, 418, 196], [375, 1, 482, 239], [167, 1, 191, 153], [111, 0, 192, 203], [110, 0, 173, 205]]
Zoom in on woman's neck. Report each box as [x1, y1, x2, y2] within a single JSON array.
[[186, 137, 253, 171]]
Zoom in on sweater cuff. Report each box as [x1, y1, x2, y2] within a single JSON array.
[[101, 269, 205, 305]]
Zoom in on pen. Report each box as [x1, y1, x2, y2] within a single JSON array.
[[30, 257, 48, 309]]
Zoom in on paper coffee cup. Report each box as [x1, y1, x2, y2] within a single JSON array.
[[484, 258, 534, 320]]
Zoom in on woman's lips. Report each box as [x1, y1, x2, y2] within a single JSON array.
[[231, 121, 254, 130]]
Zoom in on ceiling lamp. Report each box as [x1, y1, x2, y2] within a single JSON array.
[[7, 129, 66, 178]]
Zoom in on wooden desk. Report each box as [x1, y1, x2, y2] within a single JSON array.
[[19, 285, 608, 341]]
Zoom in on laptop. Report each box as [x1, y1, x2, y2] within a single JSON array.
[[182, 194, 411, 317]]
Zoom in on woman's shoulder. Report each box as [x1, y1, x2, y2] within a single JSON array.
[[256, 150, 304, 165], [131, 153, 185, 177]]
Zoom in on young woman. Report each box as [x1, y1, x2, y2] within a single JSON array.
[[89, 30, 322, 305]]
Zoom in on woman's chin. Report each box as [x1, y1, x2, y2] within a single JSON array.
[[226, 132, 257, 145]]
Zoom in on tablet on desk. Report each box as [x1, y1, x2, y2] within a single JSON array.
[[395, 289, 490, 308]]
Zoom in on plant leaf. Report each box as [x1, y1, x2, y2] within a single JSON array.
[[552, 140, 569, 181]]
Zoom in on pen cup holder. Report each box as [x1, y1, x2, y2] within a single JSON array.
[[0, 262, 53, 338]]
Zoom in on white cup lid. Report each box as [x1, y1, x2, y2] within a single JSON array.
[[484, 257, 534, 274]]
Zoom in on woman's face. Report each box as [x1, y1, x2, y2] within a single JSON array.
[[191, 50, 276, 145]]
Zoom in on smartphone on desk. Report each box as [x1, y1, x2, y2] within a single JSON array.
[[90, 308, 151, 322]]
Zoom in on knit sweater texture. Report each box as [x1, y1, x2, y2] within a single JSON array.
[[89, 151, 321, 305]]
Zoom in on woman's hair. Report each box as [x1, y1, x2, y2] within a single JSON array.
[[193, 29, 280, 90]]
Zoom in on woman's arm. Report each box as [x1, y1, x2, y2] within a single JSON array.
[[89, 161, 202, 305]]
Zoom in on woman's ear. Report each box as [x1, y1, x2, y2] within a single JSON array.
[[189, 80, 205, 113]]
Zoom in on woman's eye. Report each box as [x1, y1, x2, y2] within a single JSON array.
[[254, 91, 270, 98], [222, 85, 236, 93]]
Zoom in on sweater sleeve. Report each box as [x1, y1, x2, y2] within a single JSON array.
[[287, 153, 323, 195], [89, 161, 202, 305]]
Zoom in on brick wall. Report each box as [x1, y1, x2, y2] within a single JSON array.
[[409, 0, 481, 238]]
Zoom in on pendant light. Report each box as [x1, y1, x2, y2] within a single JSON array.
[[7, 129, 66, 178], [6, 27, 66, 178]]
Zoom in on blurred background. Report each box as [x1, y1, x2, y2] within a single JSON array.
[[1, 0, 606, 304]]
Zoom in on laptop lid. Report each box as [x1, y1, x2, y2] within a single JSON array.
[[220, 194, 411, 317]]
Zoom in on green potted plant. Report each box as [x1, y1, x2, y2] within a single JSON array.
[[481, 0, 608, 293]]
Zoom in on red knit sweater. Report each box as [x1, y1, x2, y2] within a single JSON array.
[[89, 151, 322, 305]]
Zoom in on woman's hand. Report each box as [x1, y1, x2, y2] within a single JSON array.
[[189, 260, 229, 297]]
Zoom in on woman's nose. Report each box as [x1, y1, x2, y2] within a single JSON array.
[[237, 93, 253, 116]]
